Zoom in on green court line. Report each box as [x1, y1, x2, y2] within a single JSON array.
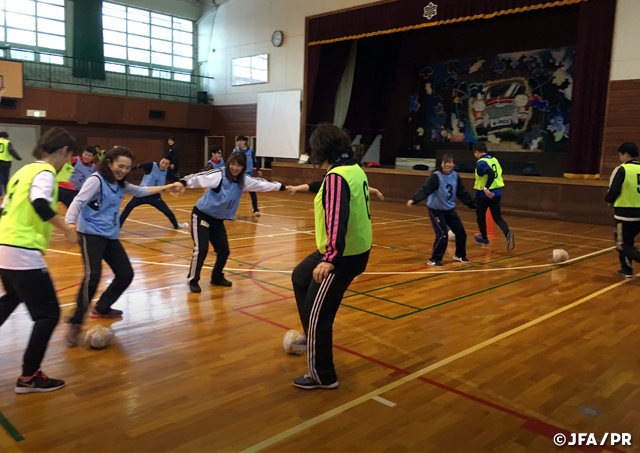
[[355, 245, 560, 296], [341, 304, 395, 320], [0, 411, 24, 442], [391, 250, 614, 320]]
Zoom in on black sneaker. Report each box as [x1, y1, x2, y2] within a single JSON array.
[[293, 374, 339, 390], [211, 275, 232, 287], [427, 259, 444, 268], [453, 255, 470, 263], [189, 283, 202, 293], [15, 370, 65, 394], [618, 269, 634, 278]]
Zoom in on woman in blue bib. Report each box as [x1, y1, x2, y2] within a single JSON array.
[[179, 151, 286, 293], [64, 147, 182, 346], [407, 153, 477, 267]]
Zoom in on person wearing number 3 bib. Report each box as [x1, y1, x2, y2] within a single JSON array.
[[64, 147, 183, 346], [407, 153, 477, 267], [472, 142, 514, 250], [285, 124, 372, 390]]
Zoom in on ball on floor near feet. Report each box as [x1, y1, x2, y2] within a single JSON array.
[[552, 249, 570, 263], [283, 330, 306, 355], [84, 325, 114, 349], [448, 230, 456, 242]]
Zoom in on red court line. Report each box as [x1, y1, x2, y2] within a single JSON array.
[[238, 308, 627, 453], [235, 295, 294, 311], [246, 248, 316, 297]]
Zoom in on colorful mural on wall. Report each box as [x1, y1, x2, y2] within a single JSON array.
[[410, 46, 574, 152]]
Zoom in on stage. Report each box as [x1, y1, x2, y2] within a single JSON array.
[[271, 163, 611, 226]]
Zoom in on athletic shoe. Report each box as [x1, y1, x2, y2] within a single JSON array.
[[293, 374, 339, 390], [254, 210, 260, 217], [453, 255, 470, 263], [176, 222, 189, 229], [618, 269, 634, 278], [89, 308, 123, 319], [189, 283, 202, 293], [474, 236, 490, 245], [66, 324, 82, 347], [506, 231, 515, 251], [427, 259, 444, 268], [15, 370, 65, 394], [211, 277, 232, 287]]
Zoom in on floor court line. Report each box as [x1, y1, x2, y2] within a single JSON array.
[[124, 218, 191, 234], [240, 274, 637, 453], [47, 246, 615, 276]]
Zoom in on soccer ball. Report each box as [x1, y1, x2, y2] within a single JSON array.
[[552, 249, 569, 263], [448, 230, 456, 242], [283, 330, 306, 355], [84, 325, 114, 349]]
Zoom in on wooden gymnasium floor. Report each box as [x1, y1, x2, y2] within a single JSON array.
[[0, 190, 639, 453]]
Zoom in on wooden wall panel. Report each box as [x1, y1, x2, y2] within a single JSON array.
[[210, 104, 257, 159], [601, 80, 640, 179], [0, 87, 213, 130]]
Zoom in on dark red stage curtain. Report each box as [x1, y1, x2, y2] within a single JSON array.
[[308, 0, 594, 45], [565, 0, 617, 178], [305, 41, 352, 152]]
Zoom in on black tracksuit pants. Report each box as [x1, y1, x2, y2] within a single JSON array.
[[291, 250, 370, 384], [58, 187, 79, 208], [0, 268, 60, 376], [69, 233, 134, 325], [0, 161, 11, 197], [428, 208, 467, 261], [120, 194, 179, 228], [616, 219, 640, 271], [188, 207, 230, 285], [476, 196, 510, 240]]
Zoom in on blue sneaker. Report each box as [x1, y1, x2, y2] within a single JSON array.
[[506, 232, 515, 251], [474, 236, 490, 245]]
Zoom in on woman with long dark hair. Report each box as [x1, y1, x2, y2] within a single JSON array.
[[179, 151, 287, 293], [286, 123, 373, 389], [65, 146, 182, 346], [0, 127, 77, 393]]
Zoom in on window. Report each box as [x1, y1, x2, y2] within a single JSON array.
[[231, 54, 269, 86], [102, 2, 194, 82], [0, 0, 66, 64]]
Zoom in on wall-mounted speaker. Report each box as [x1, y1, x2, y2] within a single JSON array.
[[149, 109, 166, 120], [0, 98, 18, 109]]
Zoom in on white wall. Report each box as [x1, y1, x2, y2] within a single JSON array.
[[198, 0, 381, 105], [610, 0, 640, 81]]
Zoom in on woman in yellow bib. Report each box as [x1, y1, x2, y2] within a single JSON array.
[[286, 124, 372, 390], [0, 128, 77, 393]]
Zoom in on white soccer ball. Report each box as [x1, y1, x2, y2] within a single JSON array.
[[448, 230, 456, 242], [283, 329, 306, 355], [552, 249, 569, 263], [84, 325, 114, 349]]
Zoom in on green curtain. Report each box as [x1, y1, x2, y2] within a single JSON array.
[[72, 0, 106, 80]]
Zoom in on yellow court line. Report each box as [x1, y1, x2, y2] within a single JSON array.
[[241, 274, 635, 452]]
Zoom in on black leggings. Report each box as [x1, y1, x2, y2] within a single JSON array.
[[292, 250, 369, 384], [476, 196, 510, 240], [187, 207, 230, 285], [0, 268, 60, 376], [69, 234, 134, 325], [120, 194, 179, 228], [0, 161, 10, 197]]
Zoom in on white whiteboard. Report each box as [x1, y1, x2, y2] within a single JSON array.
[[256, 90, 301, 158]]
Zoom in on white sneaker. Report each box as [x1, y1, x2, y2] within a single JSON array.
[[176, 222, 189, 229]]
